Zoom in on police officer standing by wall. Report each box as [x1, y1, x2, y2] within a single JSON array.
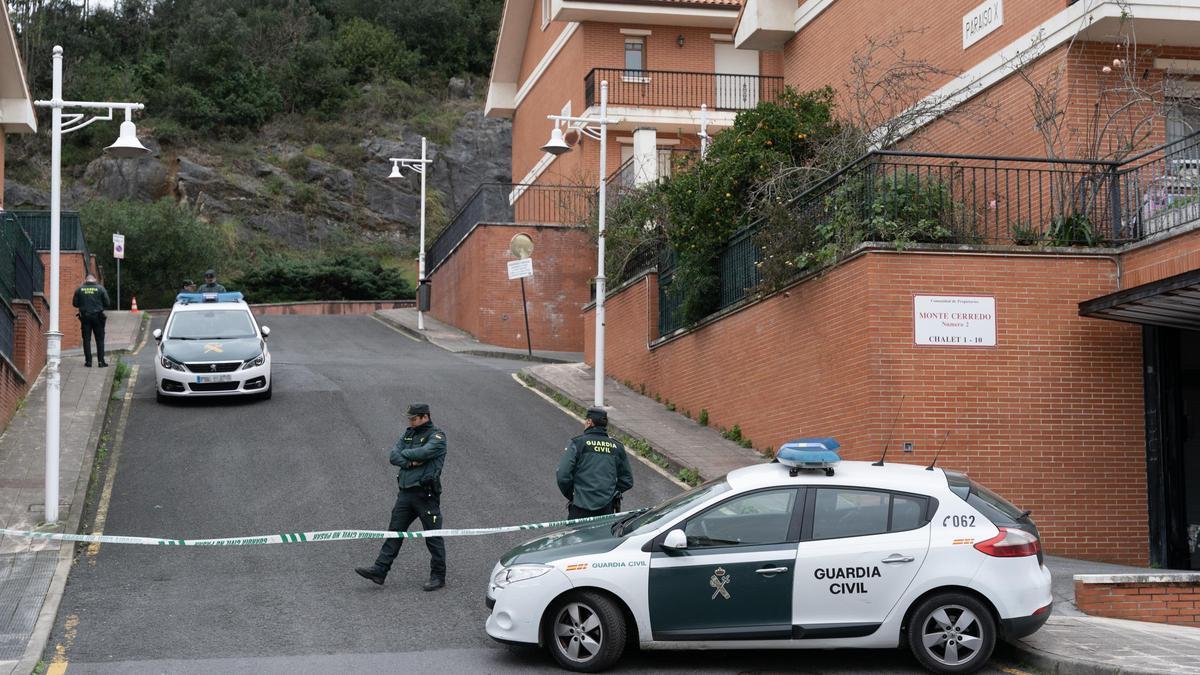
[[72, 273, 110, 368], [557, 407, 634, 519], [356, 403, 447, 590]]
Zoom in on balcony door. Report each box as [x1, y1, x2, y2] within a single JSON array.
[[714, 43, 759, 110]]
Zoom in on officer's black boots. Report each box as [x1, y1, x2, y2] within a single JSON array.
[[422, 575, 445, 592], [99, 360, 109, 368], [354, 566, 386, 585]]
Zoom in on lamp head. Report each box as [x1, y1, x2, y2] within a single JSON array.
[[388, 161, 404, 179], [105, 120, 150, 158], [541, 125, 572, 156]]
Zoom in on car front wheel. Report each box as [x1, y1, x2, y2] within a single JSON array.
[[907, 592, 996, 674], [545, 591, 626, 672]]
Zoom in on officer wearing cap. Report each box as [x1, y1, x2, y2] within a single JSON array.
[[557, 407, 633, 519], [198, 270, 226, 293], [356, 402, 448, 590]]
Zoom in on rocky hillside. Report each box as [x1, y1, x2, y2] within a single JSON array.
[[4, 105, 511, 255]]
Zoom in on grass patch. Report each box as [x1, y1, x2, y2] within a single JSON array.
[[676, 467, 702, 486], [698, 409, 708, 427]]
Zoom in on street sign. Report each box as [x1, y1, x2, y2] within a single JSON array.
[[507, 258, 533, 280], [112, 233, 125, 259]]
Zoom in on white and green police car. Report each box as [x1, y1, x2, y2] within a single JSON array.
[[153, 292, 273, 402], [485, 439, 1051, 673]]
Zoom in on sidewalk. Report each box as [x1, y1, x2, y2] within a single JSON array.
[[0, 311, 143, 675], [373, 308, 582, 363], [522, 361, 1200, 675]]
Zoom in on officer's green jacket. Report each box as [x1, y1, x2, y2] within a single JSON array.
[[389, 421, 447, 489], [198, 282, 226, 293], [557, 426, 634, 510], [72, 282, 109, 315]]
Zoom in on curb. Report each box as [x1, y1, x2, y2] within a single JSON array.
[[518, 367, 703, 485], [1001, 639, 1167, 675], [371, 312, 574, 364], [12, 334, 144, 675]]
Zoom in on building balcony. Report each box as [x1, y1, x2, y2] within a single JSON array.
[[584, 67, 783, 129]]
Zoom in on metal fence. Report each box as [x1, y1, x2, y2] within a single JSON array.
[[657, 130, 1200, 335], [426, 184, 595, 273], [585, 68, 785, 112], [0, 212, 47, 360]]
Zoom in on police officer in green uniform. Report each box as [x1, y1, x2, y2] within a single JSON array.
[[71, 274, 110, 368], [356, 403, 447, 590], [198, 269, 226, 293], [557, 407, 634, 519]]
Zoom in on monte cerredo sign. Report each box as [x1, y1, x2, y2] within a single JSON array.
[[914, 295, 996, 347], [962, 0, 1003, 49]]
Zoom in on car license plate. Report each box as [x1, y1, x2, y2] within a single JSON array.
[[196, 374, 233, 383]]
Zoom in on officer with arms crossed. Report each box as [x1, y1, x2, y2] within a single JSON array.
[[356, 403, 447, 591], [557, 407, 633, 519], [72, 273, 110, 368]]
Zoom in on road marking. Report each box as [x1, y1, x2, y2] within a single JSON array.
[[996, 666, 1033, 675], [87, 364, 138, 559], [131, 317, 151, 355], [510, 373, 688, 489], [370, 314, 421, 342], [47, 613, 77, 674]]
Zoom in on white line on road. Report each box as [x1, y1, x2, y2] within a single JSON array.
[[370, 314, 421, 342], [87, 364, 139, 559], [510, 373, 687, 489]]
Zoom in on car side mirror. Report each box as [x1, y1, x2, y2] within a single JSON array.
[[662, 529, 687, 551], [261, 326, 270, 338], [152, 328, 162, 341]]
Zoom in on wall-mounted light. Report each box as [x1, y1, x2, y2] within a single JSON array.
[[677, 34, 685, 48]]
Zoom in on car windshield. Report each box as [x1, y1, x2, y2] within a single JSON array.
[[168, 310, 257, 340], [621, 478, 731, 536]]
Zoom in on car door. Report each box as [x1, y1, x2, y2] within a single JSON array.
[[792, 487, 933, 638], [648, 487, 802, 641]]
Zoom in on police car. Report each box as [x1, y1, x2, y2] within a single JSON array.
[[152, 292, 273, 402], [485, 439, 1051, 673]]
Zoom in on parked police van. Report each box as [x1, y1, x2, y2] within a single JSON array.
[[485, 439, 1050, 673]]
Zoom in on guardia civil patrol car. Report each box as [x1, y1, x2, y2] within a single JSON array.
[[485, 439, 1051, 673], [153, 292, 273, 402]]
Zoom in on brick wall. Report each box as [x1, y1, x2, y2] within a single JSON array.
[[586, 248, 1152, 564], [428, 223, 593, 351], [1122, 227, 1200, 288], [39, 251, 97, 351], [1075, 577, 1200, 626], [0, 295, 49, 431], [249, 300, 415, 317]]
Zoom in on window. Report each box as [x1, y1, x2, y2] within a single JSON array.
[[683, 488, 797, 548], [541, 0, 550, 29], [624, 38, 645, 72], [624, 479, 730, 536], [811, 488, 930, 540], [167, 310, 257, 340]]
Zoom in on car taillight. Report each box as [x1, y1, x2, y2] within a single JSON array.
[[974, 527, 1041, 557]]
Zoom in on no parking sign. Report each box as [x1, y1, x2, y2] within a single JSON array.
[[113, 233, 125, 259]]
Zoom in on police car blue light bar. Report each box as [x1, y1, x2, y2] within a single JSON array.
[[777, 437, 841, 476], [175, 291, 244, 304]]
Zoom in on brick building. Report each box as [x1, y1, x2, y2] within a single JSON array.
[[466, 0, 1200, 566]]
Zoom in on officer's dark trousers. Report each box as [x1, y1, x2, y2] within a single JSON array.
[[568, 502, 615, 520], [374, 487, 446, 578], [80, 313, 106, 365]]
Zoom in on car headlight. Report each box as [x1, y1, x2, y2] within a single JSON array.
[[160, 355, 184, 371], [241, 353, 267, 370], [492, 564, 553, 588]]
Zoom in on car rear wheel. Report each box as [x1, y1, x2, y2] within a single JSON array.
[[907, 592, 996, 674], [545, 591, 626, 672]]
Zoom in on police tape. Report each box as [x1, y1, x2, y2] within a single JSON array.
[[0, 510, 641, 547]]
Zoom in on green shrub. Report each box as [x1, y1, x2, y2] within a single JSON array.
[[1011, 221, 1044, 246], [677, 468, 703, 486], [82, 199, 232, 309], [232, 252, 414, 303], [698, 409, 709, 427], [1046, 213, 1104, 247]]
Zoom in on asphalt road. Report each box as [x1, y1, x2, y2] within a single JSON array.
[[45, 315, 1023, 674]]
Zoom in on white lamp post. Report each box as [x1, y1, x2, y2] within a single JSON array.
[[541, 80, 618, 407], [33, 46, 148, 525], [388, 137, 432, 331], [699, 103, 711, 158]]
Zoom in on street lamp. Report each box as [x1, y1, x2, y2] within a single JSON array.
[[33, 46, 148, 525], [699, 103, 711, 158], [541, 80, 618, 407], [388, 137, 432, 331]]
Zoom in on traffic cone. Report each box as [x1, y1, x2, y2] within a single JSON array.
[[130, 297, 139, 313]]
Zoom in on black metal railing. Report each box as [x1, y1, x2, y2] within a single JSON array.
[[585, 68, 785, 111], [657, 130, 1200, 335], [0, 211, 46, 304], [426, 184, 595, 273]]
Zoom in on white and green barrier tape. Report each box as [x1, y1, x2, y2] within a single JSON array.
[[0, 510, 639, 547]]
